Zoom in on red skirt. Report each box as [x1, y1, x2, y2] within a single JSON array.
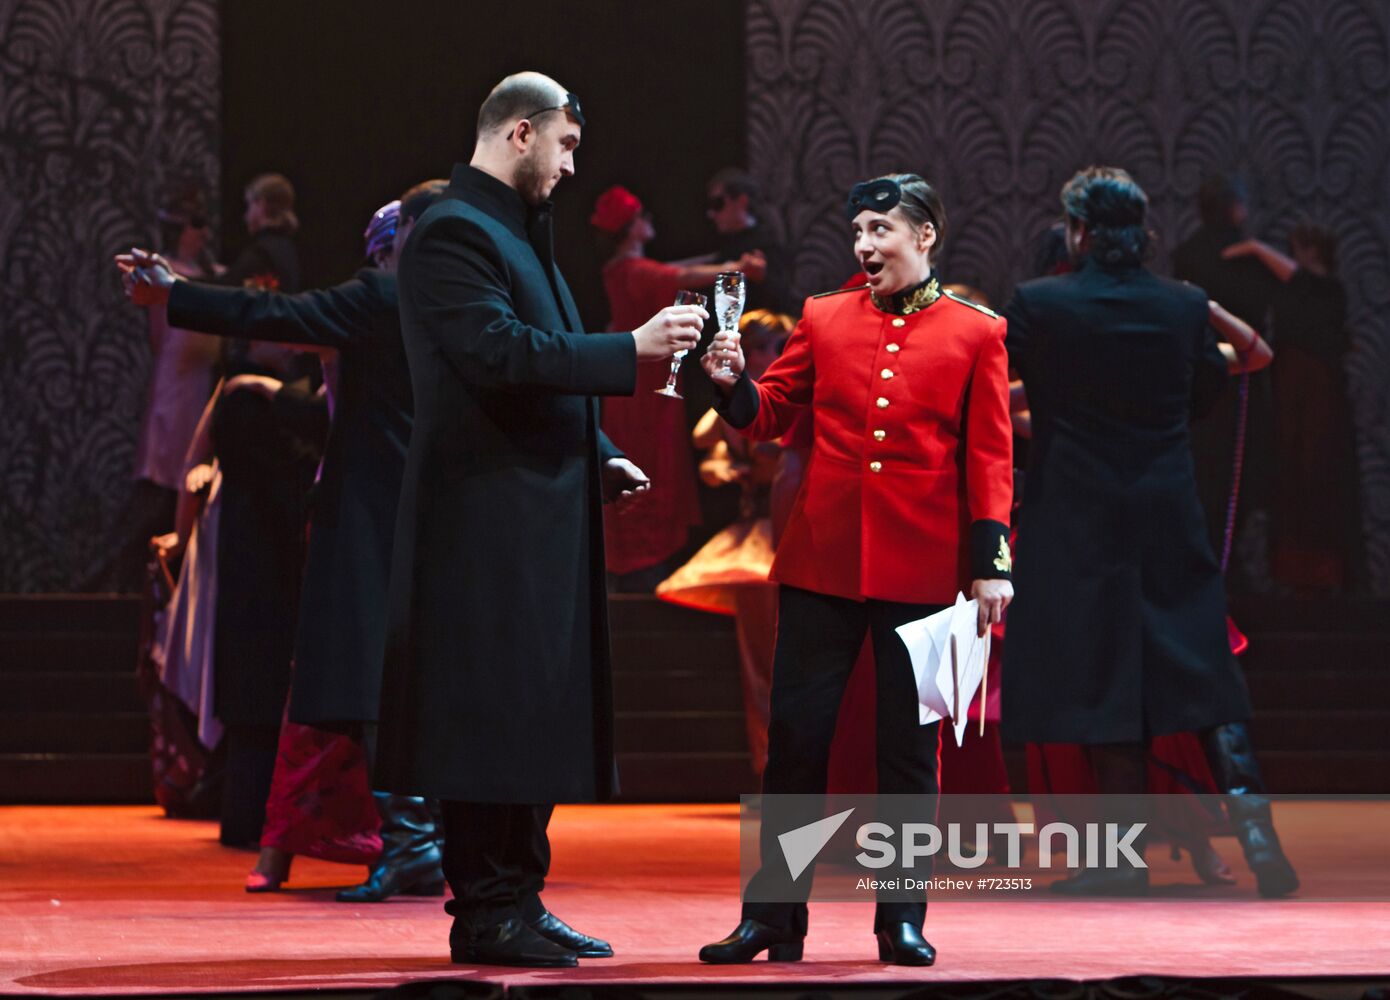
[[259, 714, 382, 865]]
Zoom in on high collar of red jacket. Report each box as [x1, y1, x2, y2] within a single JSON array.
[[869, 274, 942, 315]]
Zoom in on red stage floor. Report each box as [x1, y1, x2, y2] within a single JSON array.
[[2, 803, 1387, 995]]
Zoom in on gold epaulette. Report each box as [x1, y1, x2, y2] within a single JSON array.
[[942, 288, 999, 318], [811, 284, 870, 299]]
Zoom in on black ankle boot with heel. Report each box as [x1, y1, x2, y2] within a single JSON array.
[[698, 919, 804, 963], [337, 793, 445, 903], [1201, 722, 1299, 898]]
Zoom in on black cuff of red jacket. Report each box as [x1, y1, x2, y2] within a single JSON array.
[[970, 519, 1012, 581], [711, 372, 760, 429]]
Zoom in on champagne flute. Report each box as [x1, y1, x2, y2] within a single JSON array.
[[655, 289, 708, 398], [714, 271, 746, 378]]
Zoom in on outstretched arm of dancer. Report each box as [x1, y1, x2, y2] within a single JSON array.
[[1209, 300, 1273, 373], [1221, 239, 1296, 282]]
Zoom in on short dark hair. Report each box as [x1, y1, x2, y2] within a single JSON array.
[[1289, 218, 1339, 273], [708, 167, 760, 206], [476, 72, 566, 139], [399, 178, 448, 224], [869, 173, 948, 264], [1061, 166, 1149, 265], [1197, 174, 1248, 228]]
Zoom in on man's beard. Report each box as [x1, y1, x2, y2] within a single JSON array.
[[515, 157, 552, 206]]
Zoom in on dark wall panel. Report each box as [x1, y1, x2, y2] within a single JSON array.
[[747, 0, 1390, 593], [221, 0, 746, 328], [0, 0, 221, 592]]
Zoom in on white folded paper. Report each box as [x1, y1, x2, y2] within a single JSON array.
[[894, 592, 991, 746]]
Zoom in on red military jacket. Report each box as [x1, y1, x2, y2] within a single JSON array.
[[718, 280, 1013, 604]]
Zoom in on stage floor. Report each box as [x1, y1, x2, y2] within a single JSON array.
[[2, 803, 1388, 995]]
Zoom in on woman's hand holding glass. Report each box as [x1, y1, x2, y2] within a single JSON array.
[[701, 328, 745, 389]]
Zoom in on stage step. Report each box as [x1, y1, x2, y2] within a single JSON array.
[[606, 595, 748, 800], [0, 595, 151, 804], [1, 593, 1386, 802], [0, 712, 149, 754], [0, 752, 152, 804]]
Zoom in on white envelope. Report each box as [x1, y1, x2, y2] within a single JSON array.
[[895, 593, 992, 746]]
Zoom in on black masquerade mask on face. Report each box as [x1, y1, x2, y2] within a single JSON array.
[[845, 178, 901, 219]]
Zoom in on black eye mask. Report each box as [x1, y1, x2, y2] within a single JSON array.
[[845, 178, 901, 219], [563, 91, 585, 127]]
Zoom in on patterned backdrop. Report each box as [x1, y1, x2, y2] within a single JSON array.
[[2, 1, 1387, 593], [0, 0, 219, 591], [747, 0, 1390, 593]]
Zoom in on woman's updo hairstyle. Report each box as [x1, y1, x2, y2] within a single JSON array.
[[866, 173, 948, 264], [1060, 166, 1151, 266]]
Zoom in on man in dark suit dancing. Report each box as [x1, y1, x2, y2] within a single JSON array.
[[117, 182, 451, 900], [377, 71, 705, 968]]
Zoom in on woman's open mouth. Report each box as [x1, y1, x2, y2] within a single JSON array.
[[863, 260, 885, 277]]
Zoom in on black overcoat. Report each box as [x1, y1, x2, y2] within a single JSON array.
[[999, 258, 1253, 745], [376, 164, 636, 803], [168, 269, 410, 725]]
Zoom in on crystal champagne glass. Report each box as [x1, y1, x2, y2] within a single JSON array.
[[656, 289, 708, 398], [714, 271, 746, 379]]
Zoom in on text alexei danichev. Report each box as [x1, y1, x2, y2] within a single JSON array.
[[855, 877, 1034, 891]]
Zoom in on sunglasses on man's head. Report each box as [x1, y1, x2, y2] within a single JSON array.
[[509, 92, 586, 139]]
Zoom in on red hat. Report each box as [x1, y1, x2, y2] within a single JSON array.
[[590, 185, 643, 233]]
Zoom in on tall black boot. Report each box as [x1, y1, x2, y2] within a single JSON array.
[[337, 793, 445, 903], [1200, 722, 1299, 898]]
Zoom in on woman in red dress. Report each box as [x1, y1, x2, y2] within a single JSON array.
[[590, 186, 760, 589]]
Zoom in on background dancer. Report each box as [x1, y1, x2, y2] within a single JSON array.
[[118, 182, 448, 899], [1000, 166, 1296, 898]]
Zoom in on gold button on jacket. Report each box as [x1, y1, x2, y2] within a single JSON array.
[[869, 461, 882, 473], [876, 397, 889, 408]]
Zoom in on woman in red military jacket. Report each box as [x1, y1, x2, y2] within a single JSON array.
[[697, 174, 1014, 967]]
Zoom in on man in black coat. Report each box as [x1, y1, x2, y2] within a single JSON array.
[[117, 183, 448, 900], [1001, 166, 1297, 900], [377, 71, 705, 968]]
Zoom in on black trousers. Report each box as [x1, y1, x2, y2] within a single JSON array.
[[219, 723, 280, 847], [441, 802, 552, 930], [742, 586, 943, 935]]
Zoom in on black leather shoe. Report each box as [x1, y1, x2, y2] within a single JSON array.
[[699, 919, 803, 963], [1049, 865, 1149, 896], [450, 916, 578, 968], [530, 910, 613, 958], [876, 922, 936, 966], [337, 794, 445, 903]]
